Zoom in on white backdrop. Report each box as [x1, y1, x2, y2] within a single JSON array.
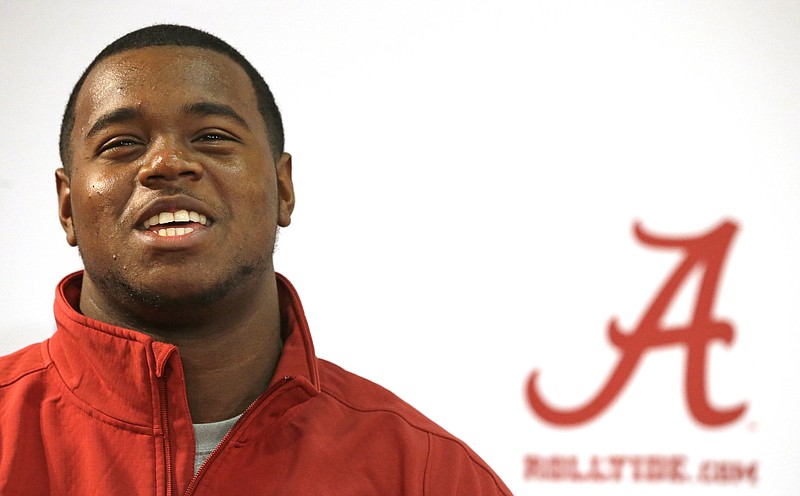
[[2, 1, 799, 494]]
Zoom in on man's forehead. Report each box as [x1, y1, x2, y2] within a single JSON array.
[[77, 46, 255, 113]]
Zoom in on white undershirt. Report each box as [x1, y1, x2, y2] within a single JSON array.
[[192, 415, 242, 474]]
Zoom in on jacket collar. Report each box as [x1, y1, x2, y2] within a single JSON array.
[[47, 271, 320, 429]]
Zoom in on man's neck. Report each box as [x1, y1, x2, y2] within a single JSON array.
[[157, 315, 283, 423]]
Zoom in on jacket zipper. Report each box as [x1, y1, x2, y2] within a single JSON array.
[[159, 376, 174, 496], [183, 375, 294, 495]]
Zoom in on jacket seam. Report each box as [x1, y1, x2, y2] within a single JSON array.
[[423, 432, 432, 496], [0, 365, 49, 388], [427, 431, 511, 495], [320, 387, 435, 433], [57, 377, 155, 438], [321, 386, 510, 495], [45, 359, 154, 434]]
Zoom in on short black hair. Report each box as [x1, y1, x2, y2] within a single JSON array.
[[59, 24, 284, 169]]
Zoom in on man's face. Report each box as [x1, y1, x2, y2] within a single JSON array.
[[57, 46, 294, 313]]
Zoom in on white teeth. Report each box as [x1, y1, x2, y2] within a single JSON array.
[[157, 227, 194, 237], [144, 210, 208, 229], [144, 215, 159, 229], [159, 212, 175, 224]]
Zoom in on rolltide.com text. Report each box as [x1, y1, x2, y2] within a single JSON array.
[[524, 454, 758, 485]]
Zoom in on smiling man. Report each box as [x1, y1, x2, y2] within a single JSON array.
[[0, 25, 510, 495]]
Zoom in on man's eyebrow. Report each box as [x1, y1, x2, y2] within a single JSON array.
[[183, 102, 250, 130], [86, 107, 144, 139]]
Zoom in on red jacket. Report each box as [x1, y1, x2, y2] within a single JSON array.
[[0, 272, 511, 495]]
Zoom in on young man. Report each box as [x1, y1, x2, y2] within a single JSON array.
[[0, 25, 510, 495]]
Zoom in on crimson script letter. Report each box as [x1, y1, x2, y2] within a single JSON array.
[[527, 220, 746, 427]]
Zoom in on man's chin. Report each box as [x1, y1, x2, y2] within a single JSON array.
[[86, 260, 268, 319]]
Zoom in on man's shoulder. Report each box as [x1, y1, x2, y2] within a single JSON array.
[[0, 341, 49, 389], [314, 359, 512, 495], [316, 358, 450, 436], [314, 359, 490, 461]]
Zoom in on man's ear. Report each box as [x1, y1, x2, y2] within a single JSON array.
[[276, 153, 295, 227], [55, 168, 77, 247]]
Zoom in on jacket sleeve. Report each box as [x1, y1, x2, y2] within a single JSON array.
[[424, 433, 513, 495]]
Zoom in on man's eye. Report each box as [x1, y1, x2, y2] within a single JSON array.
[[194, 127, 243, 143], [99, 139, 141, 154], [197, 133, 233, 142]]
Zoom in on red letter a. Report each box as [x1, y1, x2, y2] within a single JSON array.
[[527, 220, 746, 427]]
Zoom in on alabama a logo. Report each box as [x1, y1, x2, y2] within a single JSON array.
[[527, 220, 746, 427]]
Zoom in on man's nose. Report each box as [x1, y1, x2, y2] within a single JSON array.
[[137, 145, 203, 187]]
